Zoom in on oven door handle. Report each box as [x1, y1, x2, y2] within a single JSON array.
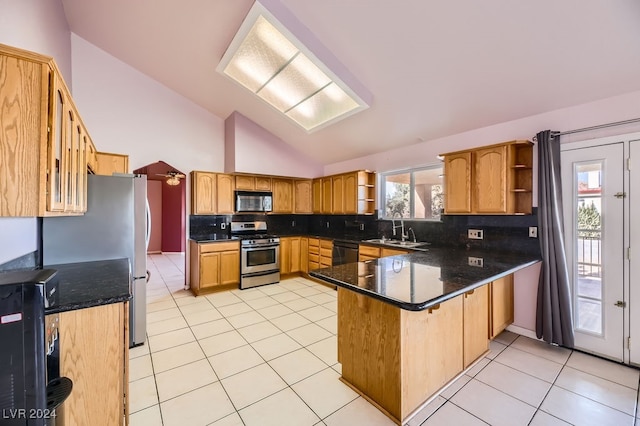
[[242, 244, 280, 250]]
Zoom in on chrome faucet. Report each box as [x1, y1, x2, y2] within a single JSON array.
[[408, 227, 416, 243], [391, 217, 408, 241]]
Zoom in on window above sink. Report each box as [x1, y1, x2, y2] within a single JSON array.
[[379, 164, 443, 221]]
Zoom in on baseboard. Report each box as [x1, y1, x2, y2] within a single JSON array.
[[506, 324, 539, 340]]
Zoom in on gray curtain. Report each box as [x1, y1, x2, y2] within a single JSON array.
[[536, 130, 574, 347]]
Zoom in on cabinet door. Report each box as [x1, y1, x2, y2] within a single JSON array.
[[191, 172, 217, 214], [63, 106, 76, 211], [490, 274, 514, 338], [322, 178, 332, 213], [444, 152, 472, 214], [255, 176, 272, 191], [381, 248, 409, 257], [95, 152, 129, 176], [272, 178, 294, 213], [312, 179, 323, 214], [200, 252, 221, 288], [294, 180, 313, 214], [332, 175, 344, 214], [473, 145, 507, 213], [73, 124, 86, 212], [343, 172, 358, 214], [463, 285, 489, 367], [280, 237, 292, 274], [59, 303, 125, 425], [235, 175, 254, 190], [217, 174, 235, 214], [220, 250, 240, 285], [290, 237, 301, 272]]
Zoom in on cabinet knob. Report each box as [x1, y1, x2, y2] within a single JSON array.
[[428, 304, 440, 314]]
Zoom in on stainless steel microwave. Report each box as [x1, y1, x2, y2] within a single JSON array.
[[235, 191, 273, 212]]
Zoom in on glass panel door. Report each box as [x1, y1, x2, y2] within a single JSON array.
[[562, 142, 624, 361]]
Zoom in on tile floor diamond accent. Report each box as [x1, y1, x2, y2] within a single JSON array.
[[131, 254, 640, 426]]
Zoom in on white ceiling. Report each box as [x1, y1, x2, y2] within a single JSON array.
[[60, 0, 640, 165]]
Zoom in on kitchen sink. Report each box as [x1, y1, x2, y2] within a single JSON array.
[[363, 239, 430, 250]]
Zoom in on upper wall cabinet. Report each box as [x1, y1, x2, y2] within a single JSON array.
[[235, 174, 272, 191], [312, 171, 376, 215], [272, 178, 294, 213], [94, 151, 129, 175], [191, 171, 235, 215], [0, 43, 90, 217], [441, 140, 533, 215]]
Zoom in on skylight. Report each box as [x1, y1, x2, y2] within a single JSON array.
[[217, 1, 370, 133]]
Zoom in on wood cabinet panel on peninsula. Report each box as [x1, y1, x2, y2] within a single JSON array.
[[189, 240, 240, 295], [490, 274, 514, 338], [59, 302, 128, 425], [0, 43, 91, 216], [441, 140, 533, 215]]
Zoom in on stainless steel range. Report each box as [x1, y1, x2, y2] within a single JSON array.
[[231, 221, 280, 289]]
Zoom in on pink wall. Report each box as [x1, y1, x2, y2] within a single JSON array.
[[225, 112, 324, 178], [147, 180, 163, 253]]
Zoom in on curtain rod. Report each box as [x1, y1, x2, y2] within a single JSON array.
[[532, 117, 640, 141]]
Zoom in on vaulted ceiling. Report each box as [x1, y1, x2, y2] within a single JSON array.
[[60, 0, 640, 164]]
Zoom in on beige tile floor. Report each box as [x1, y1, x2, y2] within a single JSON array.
[[129, 253, 640, 426]]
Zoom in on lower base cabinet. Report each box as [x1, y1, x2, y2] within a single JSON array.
[[190, 240, 240, 295], [59, 302, 128, 426], [489, 274, 514, 338], [463, 285, 490, 367]]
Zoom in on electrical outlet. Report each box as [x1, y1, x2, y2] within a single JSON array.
[[468, 229, 483, 240], [360, 223, 365, 231], [220, 223, 226, 230], [291, 220, 296, 227], [468, 257, 484, 267], [326, 221, 330, 228], [529, 226, 538, 238]]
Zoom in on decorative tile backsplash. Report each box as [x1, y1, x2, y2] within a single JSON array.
[[189, 208, 540, 256]]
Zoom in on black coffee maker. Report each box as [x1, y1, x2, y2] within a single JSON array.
[[0, 269, 72, 425]]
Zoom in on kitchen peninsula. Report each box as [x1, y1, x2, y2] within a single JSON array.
[[310, 248, 539, 425]]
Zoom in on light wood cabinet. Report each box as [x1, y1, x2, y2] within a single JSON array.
[[381, 247, 410, 257], [59, 302, 128, 425], [300, 237, 309, 274], [322, 178, 332, 214], [463, 285, 489, 367], [280, 236, 303, 274], [332, 175, 344, 214], [0, 43, 90, 217], [294, 179, 313, 213], [191, 171, 217, 214], [358, 245, 381, 261], [320, 239, 333, 267], [489, 274, 514, 338], [235, 174, 272, 191], [86, 138, 98, 174], [216, 174, 235, 214], [308, 238, 320, 270], [189, 240, 240, 295], [272, 178, 294, 213], [312, 179, 323, 214], [338, 288, 463, 423], [441, 141, 533, 215], [443, 152, 472, 214], [190, 171, 234, 215], [95, 151, 129, 176]]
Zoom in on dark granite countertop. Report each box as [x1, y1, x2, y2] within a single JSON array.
[[309, 247, 540, 311], [190, 235, 239, 243], [44, 258, 132, 314]]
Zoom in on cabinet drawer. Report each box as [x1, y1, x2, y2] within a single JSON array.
[[309, 253, 320, 263], [320, 239, 333, 249], [308, 238, 319, 247], [359, 255, 378, 262], [320, 248, 332, 259], [309, 261, 320, 270], [199, 241, 239, 253], [359, 245, 380, 258]]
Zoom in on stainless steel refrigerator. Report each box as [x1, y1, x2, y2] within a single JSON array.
[[43, 174, 149, 347]]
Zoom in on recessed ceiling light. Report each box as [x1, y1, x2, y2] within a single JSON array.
[[217, 1, 371, 133]]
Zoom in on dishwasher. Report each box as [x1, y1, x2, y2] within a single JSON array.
[[332, 240, 359, 266]]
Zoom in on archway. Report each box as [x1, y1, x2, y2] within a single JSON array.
[[134, 161, 186, 254]]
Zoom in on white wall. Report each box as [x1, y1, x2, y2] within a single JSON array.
[[0, 0, 71, 265], [225, 112, 324, 178], [70, 34, 225, 175], [325, 89, 640, 333]]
